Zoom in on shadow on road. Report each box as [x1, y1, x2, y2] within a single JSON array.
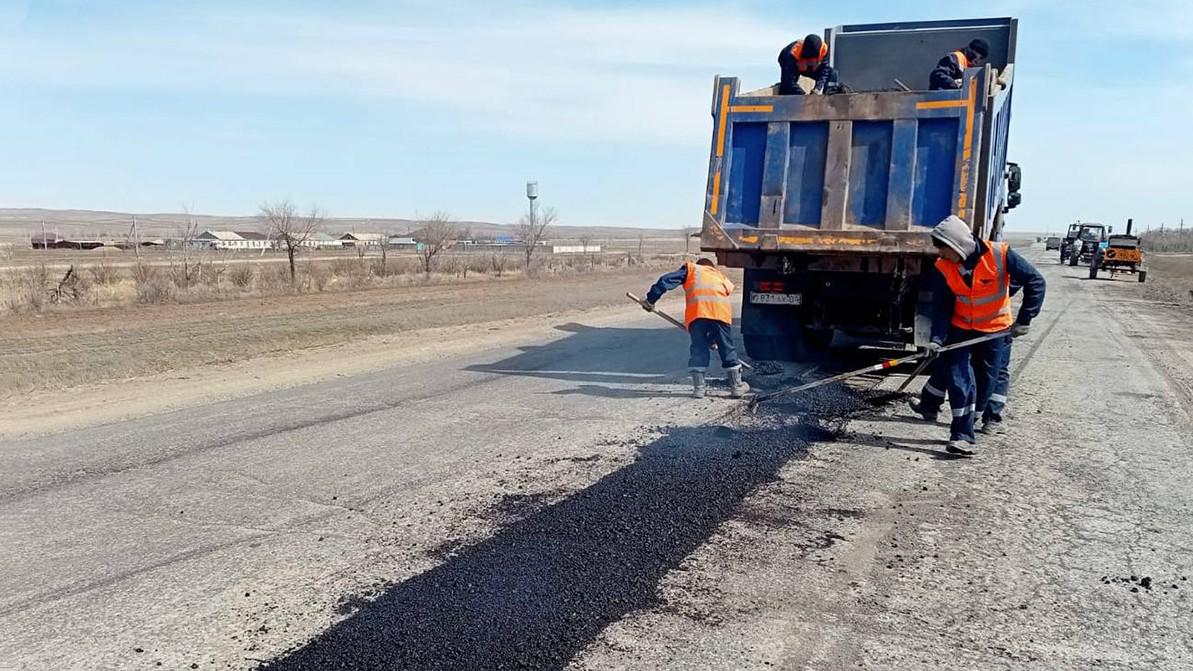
[[259, 408, 832, 671], [465, 322, 748, 397]]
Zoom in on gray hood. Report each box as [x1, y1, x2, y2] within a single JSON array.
[[931, 215, 978, 259]]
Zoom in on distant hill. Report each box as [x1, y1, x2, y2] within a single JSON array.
[[0, 208, 684, 243]]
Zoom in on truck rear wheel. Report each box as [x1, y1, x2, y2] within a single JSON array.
[[1138, 270, 1147, 283], [1069, 252, 1080, 266]]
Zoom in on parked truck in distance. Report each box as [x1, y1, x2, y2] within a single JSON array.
[[700, 17, 1019, 361]]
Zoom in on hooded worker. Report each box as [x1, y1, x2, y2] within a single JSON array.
[[643, 258, 749, 399], [929, 38, 990, 90], [778, 34, 840, 95], [912, 215, 1045, 456]]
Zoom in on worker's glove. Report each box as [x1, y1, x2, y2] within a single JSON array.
[[811, 86, 825, 95], [642, 301, 656, 313], [923, 341, 944, 358], [953, 78, 963, 88], [1011, 323, 1030, 339]]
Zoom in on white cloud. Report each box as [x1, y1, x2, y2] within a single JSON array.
[[0, 2, 804, 146]]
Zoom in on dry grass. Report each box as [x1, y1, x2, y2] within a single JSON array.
[[0, 248, 683, 316], [1142, 254, 1193, 305], [0, 259, 688, 396], [1142, 229, 1193, 253]]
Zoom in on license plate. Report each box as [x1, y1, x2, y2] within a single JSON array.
[[750, 292, 802, 306]]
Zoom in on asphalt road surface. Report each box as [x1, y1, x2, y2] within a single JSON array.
[[3, 246, 1191, 670]]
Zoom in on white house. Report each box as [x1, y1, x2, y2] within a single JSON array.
[[194, 231, 273, 251], [387, 236, 418, 248], [339, 233, 386, 247], [301, 233, 345, 249]]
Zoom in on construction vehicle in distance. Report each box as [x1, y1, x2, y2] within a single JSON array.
[[1066, 222, 1109, 267], [1044, 235, 1061, 250], [1090, 219, 1146, 282], [698, 17, 1020, 361]]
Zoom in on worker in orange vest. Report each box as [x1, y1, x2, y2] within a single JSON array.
[[929, 38, 989, 90], [643, 258, 749, 399], [778, 34, 839, 95], [914, 215, 1045, 456]]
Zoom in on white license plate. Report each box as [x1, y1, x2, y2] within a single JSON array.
[[750, 292, 802, 306]]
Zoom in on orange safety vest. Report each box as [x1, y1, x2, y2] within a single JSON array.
[[682, 262, 735, 329], [935, 241, 1014, 333], [951, 50, 970, 71], [791, 40, 828, 73]]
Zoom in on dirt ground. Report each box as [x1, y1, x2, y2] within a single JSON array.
[[0, 264, 694, 398]]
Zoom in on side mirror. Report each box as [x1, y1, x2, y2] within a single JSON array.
[[1007, 163, 1022, 193], [1006, 191, 1022, 210]]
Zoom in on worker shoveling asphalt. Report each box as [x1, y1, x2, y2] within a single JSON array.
[[633, 257, 752, 399]]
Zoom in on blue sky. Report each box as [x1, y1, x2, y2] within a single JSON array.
[[1, 0, 1190, 231]]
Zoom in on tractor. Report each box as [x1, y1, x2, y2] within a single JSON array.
[[1090, 219, 1146, 282], [1063, 222, 1108, 266]]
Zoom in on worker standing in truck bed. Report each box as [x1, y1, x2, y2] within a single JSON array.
[[920, 216, 1045, 456], [642, 258, 750, 399], [778, 34, 839, 95], [929, 38, 989, 90]]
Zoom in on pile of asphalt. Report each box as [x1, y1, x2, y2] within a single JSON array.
[[259, 388, 872, 671]]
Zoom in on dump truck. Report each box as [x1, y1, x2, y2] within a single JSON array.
[[699, 17, 1020, 361]]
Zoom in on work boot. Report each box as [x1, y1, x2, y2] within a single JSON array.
[[690, 370, 707, 399], [978, 419, 1006, 435], [945, 440, 977, 457], [908, 398, 939, 422], [727, 366, 750, 399]]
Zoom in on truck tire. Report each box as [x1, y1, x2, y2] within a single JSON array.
[[1089, 264, 1098, 280], [1069, 252, 1080, 266], [1138, 270, 1147, 283]]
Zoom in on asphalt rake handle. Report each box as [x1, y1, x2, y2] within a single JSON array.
[[748, 330, 1011, 409]]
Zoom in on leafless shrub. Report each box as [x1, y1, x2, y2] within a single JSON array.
[[135, 267, 174, 304], [260, 263, 293, 290], [3, 265, 53, 312], [229, 264, 254, 289], [490, 253, 509, 277], [304, 262, 332, 292], [89, 262, 122, 286]]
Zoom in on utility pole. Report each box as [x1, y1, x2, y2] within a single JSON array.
[[40, 219, 47, 252]]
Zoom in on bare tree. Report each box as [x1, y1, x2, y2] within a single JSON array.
[[416, 211, 456, 274], [579, 234, 596, 269], [259, 199, 323, 285], [518, 206, 557, 271], [171, 205, 203, 292]]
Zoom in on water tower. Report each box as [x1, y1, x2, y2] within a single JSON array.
[[526, 181, 538, 226]]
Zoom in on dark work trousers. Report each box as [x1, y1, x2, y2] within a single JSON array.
[[919, 334, 1013, 425], [983, 335, 1012, 423], [687, 318, 740, 371], [944, 328, 1009, 443]]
